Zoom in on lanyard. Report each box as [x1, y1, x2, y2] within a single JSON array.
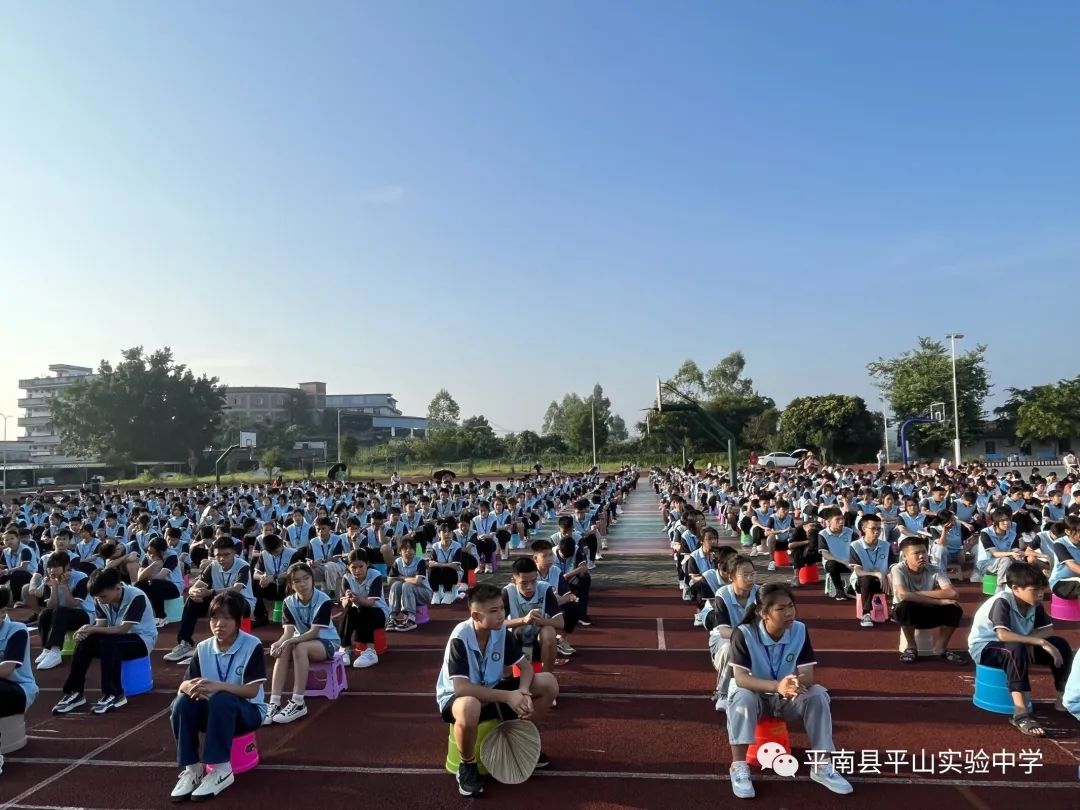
[[293, 596, 315, 630], [269, 553, 284, 578], [766, 640, 788, 681], [215, 647, 238, 682], [220, 564, 236, 589]]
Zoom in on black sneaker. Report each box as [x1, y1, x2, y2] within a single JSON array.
[[91, 693, 128, 714], [457, 760, 484, 796], [535, 750, 551, 769], [53, 691, 86, 714], [577, 616, 593, 627]]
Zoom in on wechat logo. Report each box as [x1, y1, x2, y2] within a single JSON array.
[[757, 742, 800, 778]]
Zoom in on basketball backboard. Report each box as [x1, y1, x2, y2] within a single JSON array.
[[929, 402, 946, 422]]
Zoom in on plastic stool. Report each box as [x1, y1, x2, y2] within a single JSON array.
[[415, 542, 424, 557], [305, 650, 348, 699], [897, 628, 935, 657], [510, 533, 523, 549], [206, 732, 259, 775], [982, 573, 998, 596], [240, 617, 253, 634], [973, 664, 1030, 715], [62, 631, 76, 656], [856, 593, 889, 623], [466, 570, 478, 587], [747, 718, 789, 767], [416, 604, 430, 625], [372, 563, 388, 576], [797, 566, 820, 586], [1050, 594, 1080, 622], [355, 628, 388, 656], [120, 655, 153, 696], [512, 660, 544, 677], [739, 532, 754, 547], [773, 550, 790, 567], [164, 597, 184, 624], [445, 718, 499, 775], [272, 601, 283, 623], [0, 713, 27, 754]]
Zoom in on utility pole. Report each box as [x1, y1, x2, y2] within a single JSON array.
[[591, 398, 597, 468], [946, 333, 964, 466], [881, 396, 890, 464], [0, 411, 8, 495]]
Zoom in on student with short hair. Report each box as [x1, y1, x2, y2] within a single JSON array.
[[1047, 515, 1080, 600], [34, 551, 94, 671], [849, 515, 897, 628], [436, 583, 557, 797], [337, 549, 388, 670], [975, 508, 1022, 590], [967, 562, 1073, 737], [470, 501, 498, 573], [134, 537, 184, 628], [502, 557, 564, 672], [817, 507, 855, 600], [427, 521, 464, 605], [165, 537, 255, 665], [553, 534, 593, 626], [725, 583, 852, 800], [52, 566, 158, 715], [0, 586, 38, 765], [252, 533, 296, 626], [265, 562, 340, 725], [890, 536, 965, 665], [170, 592, 267, 802]]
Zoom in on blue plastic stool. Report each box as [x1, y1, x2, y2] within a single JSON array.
[[972, 663, 1030, 715], [121, 656, 154, 697], [164, 597, 184, 624], [372, 563, 388, 576]]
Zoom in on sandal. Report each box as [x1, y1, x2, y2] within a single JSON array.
[[1010, 713, 1045, 737], [940, 650, 967, 666], [900, 647, 917, 664]]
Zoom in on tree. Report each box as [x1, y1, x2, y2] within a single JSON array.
[[867, 337, 991, 457], [1015, 376, 1080, 454], [340, 434, 360, 461], [607, 414, 629, 443], [542, 394, 583, 437], [740, 406, 780, 451], [426, 389, 461, 429], [777, 395, 880, 463], [704, 351, 754, 399], [461, 415, 502, 458], [49, 347, 224, 467]]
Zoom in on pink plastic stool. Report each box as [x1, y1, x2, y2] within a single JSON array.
[[416, 604, 430, 625], [304, 650, 348, 699], [856, 593, 889, 623], [206, 731, 259, 775], [1050, 594, 1080, 622]]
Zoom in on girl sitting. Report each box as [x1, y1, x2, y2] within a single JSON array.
[[337, 550, 388, 670]]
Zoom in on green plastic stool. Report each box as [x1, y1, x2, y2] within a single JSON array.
[[982, 574, 998, 596], [445, 718, 499, 774], [739, 532, 753, 547], [415, 542, 424, 557], [272, 601, 283, 623], [62, 632, 76, 656]]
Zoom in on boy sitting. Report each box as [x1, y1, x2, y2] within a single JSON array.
[[502, 557, 564, 672], [388, 538, 432, 632], [435, 583, 557, 797]]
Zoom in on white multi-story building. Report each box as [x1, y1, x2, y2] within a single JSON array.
[[17, 364, 95, 464]]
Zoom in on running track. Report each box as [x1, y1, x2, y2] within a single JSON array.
[[3, 486, 1079, 809]]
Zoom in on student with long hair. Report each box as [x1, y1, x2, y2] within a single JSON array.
[[726, 583, 852, 800]]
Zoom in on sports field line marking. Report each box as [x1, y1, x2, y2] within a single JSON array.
[[4, 758, 1076, 789], [0, 705, 172, 810], [656, 617, 667, 650]]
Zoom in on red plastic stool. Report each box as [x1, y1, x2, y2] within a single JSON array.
[[773, 550, 791, 567], [512, 660, 544, 677], [240, 617, 253, 634], [797, 565, 820, 585], [746, 718, 790, 767], [354, 628, 388, 656], [467, 570, 478, 587]]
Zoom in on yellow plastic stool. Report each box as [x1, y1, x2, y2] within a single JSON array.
[[445, 718, 499, 774]]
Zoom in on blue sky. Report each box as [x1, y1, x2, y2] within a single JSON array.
[[2, 2, 1079, 438]]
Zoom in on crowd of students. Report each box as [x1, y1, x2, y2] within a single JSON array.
[[656, 458, 1080, 800], [0, 465, 638, 800]]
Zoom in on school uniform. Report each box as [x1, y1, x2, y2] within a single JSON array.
[[436, 619, 527, 723], [136, 550, 184, 619], [37, 569, 95, 649], [0, 617, 38, 739], [707, 584, 759, 705], [177, 558, 255, 646], [726, 620, 836, 751], [285, 522, 314, 549], [63, 584, 158, 699], [848, 539, 897, 610], [306, 535, 346, 594], [1048, 536, 1080, 599], [253, 548, 297, 620], [976, 525, 1020, 589], [282, 590, 341, 659], [502, 581, 562, 657], [388, 556, 432, 617], [171, 630, 267, 768], [338, 569, 388, 646], [0, 542, 36, 595], [927, 521, 964, 569], [685, 546, 717, 602], [817, 527, 855, 597], [428, 541, 464, 592], [471, 514, 498, 565], [967, 591, 1072, 694]]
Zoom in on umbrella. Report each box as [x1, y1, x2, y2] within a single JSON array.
[[432, 469, 457, 481], [479, 719, 541, 784]]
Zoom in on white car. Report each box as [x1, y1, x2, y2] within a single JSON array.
[[757, 450, 808, 468]]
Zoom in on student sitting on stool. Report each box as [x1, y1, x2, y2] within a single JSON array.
[[890, 536, 966, 665], [0, 587, 39, 768], [52, 566, 158, 716], [849, 515, 897, 628], [337, 549, 387, 670], [967, 562, 1074, 738], [436, 583, 557, 798], [502, 557, 564, 672], [1047, 516, 1080, 600], [387, 538, 432, 633], [134, 537, 184, 629], [170, 592, 267, 802], [726, 583, 852, 800], [252, 534, 296, 627], [34, 551, 95, 671], [707, 554, 757, 712]]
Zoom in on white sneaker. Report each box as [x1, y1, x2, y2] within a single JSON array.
[[810, 761, 854, 795], [191, 767, 234, 800], [37, 648, 63, 670], [155, 618, 167, 629], [767, 561, 776, 572], [969, 570, 981, 583], [262, 703, 281, 725], [556, 638, 575, 656], [353, 648, 378, 669], [860, 613, 874, 628], [170, 766, 203, 801], [338, 649, 351, 667], [435, 587, 447, 605], [164, 641, 195, 663], [34, 648, 49, 665], [693, 612, 705, 627], [601, 540, 609, 551], [594, 553, 604, 561], [272, 699, 308, 724], [730, 761, 755, 799], [587, 560, 597, 570], [713, 692, 727, 712]]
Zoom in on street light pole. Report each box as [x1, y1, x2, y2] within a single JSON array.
[[881, 397, 890, 465], [0, 411, 9, 495], [946, 333, 964, 466], [591, 398, 597, 469], [336, 409, 342, 464]]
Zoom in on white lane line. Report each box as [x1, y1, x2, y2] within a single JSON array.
[[656, 617, 667, 650]]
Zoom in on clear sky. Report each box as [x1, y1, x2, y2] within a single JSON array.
[[3, 2, 1079, 439]]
